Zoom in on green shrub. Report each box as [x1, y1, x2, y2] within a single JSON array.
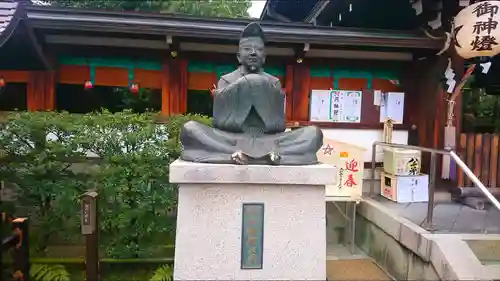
[[149, 264, 173, 281], [0, 110, 211, 258], [0, 111, 88, 251], [30, 264, 70, 281]]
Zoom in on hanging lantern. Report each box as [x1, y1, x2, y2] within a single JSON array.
[[0, 77, 6, 88], [454, 1, 500, 59], [84, 80, 93, 89], [129, 83, 139, 94]]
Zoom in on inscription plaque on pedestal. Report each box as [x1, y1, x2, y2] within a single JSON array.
[[241, 203, 264, 269]]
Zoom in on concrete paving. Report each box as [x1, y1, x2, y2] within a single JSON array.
[[371, 195, 500, 234]]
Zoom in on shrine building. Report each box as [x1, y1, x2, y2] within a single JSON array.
[[0, 0, 455, 171]]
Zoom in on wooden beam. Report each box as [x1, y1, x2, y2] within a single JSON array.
[[291, 63, 310, 121], [284, 64, 294, 121], [0, 71, 28, 83], [179, 42, 294, 57], [58, 65, 90, 84], [305, 0, 331, 23], [26, 71, 55, 111], [94, 67, 128, 87], [187, 72, 216, 91], [44, 71, 55, 110], [45, 35, 171, 50], [161, 61, 170, 115], [21, 22, 52, 70]]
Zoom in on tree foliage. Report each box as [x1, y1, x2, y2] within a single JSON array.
[[0, 112, 88, 251], [48, 0, 251, 18], [461, 86, 500, 133], [0, 111, 211, 258]]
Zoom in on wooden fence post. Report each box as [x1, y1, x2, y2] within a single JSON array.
[[11, 218, 29, 281], [81, 191, 99, 281]]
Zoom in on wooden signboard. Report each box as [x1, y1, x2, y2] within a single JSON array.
[[317, 138, 366, 200], [81, 191, 98, 235]]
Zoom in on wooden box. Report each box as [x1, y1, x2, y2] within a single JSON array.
[[380, 172, 429, 203], [383, 147, 421, 176]]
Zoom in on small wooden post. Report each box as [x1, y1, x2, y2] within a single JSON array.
[[382, 118, 394, 144], [81, 191, 99, 281], [11, 218, 29, 281]]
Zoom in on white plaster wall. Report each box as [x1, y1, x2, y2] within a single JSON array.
[[174, 183, 326, 280], [321, 128, 409, 162]]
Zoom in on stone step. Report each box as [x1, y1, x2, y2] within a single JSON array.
[[326, 259, 393, 281], [327, 243, 366, 261], [466, 239, 500, 264]]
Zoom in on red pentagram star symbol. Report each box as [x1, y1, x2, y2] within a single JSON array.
[[322, 144, 334, 155]]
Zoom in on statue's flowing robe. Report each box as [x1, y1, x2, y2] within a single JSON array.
[[213, 69, 285, 135]]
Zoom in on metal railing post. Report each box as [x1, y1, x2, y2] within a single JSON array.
[[370, 143, 377, 197], [424, 153, 437, 230]]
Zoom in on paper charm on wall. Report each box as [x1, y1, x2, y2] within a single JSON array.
[[454, 1, 500, 59]]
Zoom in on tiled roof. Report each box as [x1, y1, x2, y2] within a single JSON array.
[[0, 1, 21, 47], [30, 0, 50, 6], [0, 1, 18, 34]]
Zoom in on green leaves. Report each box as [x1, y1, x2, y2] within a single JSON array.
[[30, 264, 70, 281], [149, 264, 173, 281], [48, 0, 251, 18], [0, 110, 211, 258]]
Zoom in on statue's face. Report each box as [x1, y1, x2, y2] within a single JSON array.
[[237, 37, 266, 73]]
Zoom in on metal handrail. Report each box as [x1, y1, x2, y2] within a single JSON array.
[[449, 151, 500, 211], [370, 141, 500, 230]]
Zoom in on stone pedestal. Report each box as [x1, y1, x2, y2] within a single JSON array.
[[169, 159, 336, 280]]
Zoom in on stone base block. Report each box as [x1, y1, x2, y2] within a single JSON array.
[[170, 160, 336, 280]]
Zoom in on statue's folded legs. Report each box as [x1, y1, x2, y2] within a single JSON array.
[[180, 121, 323, 165]]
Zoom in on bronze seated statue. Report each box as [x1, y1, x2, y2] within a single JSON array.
[[179, 22, 323, 165]]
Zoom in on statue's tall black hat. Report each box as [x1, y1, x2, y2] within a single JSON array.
[[240, 22, 267, 43]]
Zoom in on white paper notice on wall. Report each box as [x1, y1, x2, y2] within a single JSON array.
[[373, 90, 382, 106], [309, 90, 331, 122], [331, 90, 362, 123], [379, 92, 405, 124]]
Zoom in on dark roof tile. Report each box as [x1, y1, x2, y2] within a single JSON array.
[[0, 1, 21, 47]]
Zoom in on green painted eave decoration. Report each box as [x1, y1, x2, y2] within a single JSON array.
[[137, 61, 162, 71], [309, 66, 400, 89], [188, 61, 284, 78], [187, 61, 236, 79], [57, 56, 162, 71], [373, 70, 399, 81], [215, 65, 237, 79], [187, 61, 214, 73], [264, 67, 285, 77], [310, 67, 332, 78]]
